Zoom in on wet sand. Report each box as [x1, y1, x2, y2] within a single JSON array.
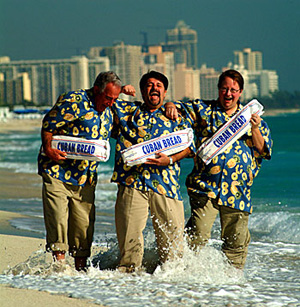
[[0, 117, 42, 134], [0, 232, 100, 307], [0, 166, 102, 306]]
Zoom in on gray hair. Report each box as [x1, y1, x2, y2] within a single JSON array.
[[93, 71, 122, 93]]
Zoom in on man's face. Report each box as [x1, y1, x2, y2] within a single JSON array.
[[142, 78, 167, 111], [218, 76, 243, 114], [94, 82, 121, 112]]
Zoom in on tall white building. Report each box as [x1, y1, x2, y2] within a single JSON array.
[[162, 20, 198, 69], [199, 64, 220, 100], [233, 67, 279, 99], [260, 70, 279, 96], [88, 42, 142, 100], [174, 63, 200, 100], [230, 55, 279, 99], [0, 56, 110, 106], [234, 48, 263, 71]]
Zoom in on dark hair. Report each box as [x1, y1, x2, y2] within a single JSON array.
[[218, 69, 244, 90], [94, 71, 122, 93], [139, 70, 169, 92]]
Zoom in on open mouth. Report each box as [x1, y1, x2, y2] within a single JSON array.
[[224, 97, 233, 102], [150, 91, 160, 98]]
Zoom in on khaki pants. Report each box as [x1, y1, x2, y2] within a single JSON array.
[[115, 185, 184, 270], [42, 172, 95, 257], [186, 192, 250, 269]]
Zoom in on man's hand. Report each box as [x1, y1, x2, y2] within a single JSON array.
[[44, 147, 67, 162], [122, 85, 136, 97], [165, 102, 178, 120], [146, 152, 171, 166], [250, 113, 261, 130], [250, 114, 265, 154], [145, 147, 192, 166], [42, 130, 67, 162]]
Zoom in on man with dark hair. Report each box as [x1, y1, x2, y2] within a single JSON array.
[[167, 69, 273, 269], [139, 70, 169, 92], [111, 71, 195, 273], [38, 71, 135, 271]]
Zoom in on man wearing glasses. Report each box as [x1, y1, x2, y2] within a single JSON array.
[[167, 69, 273, 269]]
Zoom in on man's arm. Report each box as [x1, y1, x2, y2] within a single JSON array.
[[146, 148, 193, 166], [41, 129, 67, 162], [121, 85, 136, 97], [165, 101, 178, 120], [250, 114, 266, 154]]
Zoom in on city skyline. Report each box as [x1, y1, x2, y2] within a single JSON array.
[[1, 0, 299, 92]]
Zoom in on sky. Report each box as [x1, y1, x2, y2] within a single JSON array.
[[1, 0, 299, 92]]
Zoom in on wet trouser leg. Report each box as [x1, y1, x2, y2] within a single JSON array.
[[219, 205, 250, 269], [186, 192, 250, 269], [115, 185, 184, 270]]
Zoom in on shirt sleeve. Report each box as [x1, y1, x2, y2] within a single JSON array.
[[257, 120, 273, 160], [174, 99, 207, 128], [42, 91, 88, 133]]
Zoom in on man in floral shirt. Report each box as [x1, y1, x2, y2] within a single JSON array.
[[38, 71, 134, 271], [171, 69, 272, 269], [111, 71, 195, 272]]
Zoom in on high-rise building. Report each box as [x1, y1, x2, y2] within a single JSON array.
[[233, 48, 263, 71], [229, 62, 279, 99], [245, 70, 279, 98], [199, 64, 220, 100], [162, 20, 198, 69], [174, 63, 200, 100], [88, 42, 142, 100], [0, 56, 109, 106], [260, 70, 279, 96]]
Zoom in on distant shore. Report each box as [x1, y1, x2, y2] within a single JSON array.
[[0, 117, 42, 134], [263, 108, 299, 117], [0, 108, 299, 134]]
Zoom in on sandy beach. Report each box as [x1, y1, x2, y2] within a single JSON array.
[[0, 117, 42, 135], [0, 173, 102, 306], [0, 232, 100, 307], [0, 116, 105, 305]]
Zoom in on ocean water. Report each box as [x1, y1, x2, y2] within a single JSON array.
[[0, 113, 299, 306]]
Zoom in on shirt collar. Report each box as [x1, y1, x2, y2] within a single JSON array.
[[216, 100, 243, 117], [141, 102, 165, 114], [86, 88, 95, 107]]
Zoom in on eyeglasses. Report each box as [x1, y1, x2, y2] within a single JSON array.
[[219, 87, 240, 94]]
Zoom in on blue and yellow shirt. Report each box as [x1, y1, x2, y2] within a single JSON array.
[[176, 99, 272, 213], [38, 89, 113, 186], [111, 100, 195, 201]]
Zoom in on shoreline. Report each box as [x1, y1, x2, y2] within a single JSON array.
[[0, 232, 100, 307], [0, 117, 42, 134], [0, 211, 102, 307], [263, 108, 300, 117], [0, 108, 299, 134], [0, 163, 102, 306]]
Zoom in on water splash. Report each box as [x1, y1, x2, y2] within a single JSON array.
[[1, 235, 299, 306]]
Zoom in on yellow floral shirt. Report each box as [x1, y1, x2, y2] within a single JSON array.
[[38, 89, 113, 186], [177, 99, 273, 213], [111, 100, 195, 200]]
